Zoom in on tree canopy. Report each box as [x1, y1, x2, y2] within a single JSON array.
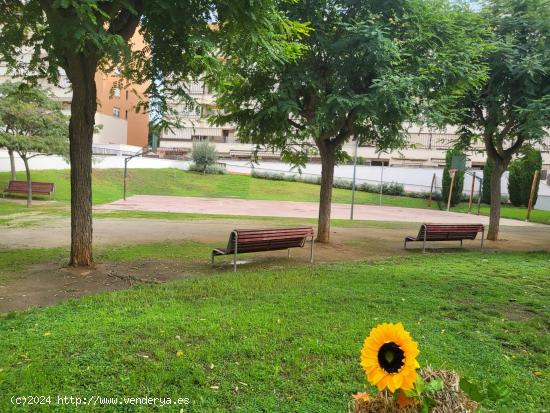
[[0, 0, 305, 265], [211, 0, 489, 241], [0, 82, 68, 206], [454, 0, 550, 240]]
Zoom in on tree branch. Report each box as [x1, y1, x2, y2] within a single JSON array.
[[287, 118, 304, 131]]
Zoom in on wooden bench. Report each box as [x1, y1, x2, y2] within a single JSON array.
[[212, 227, 315, 271], [404, 223, 484, 253], [2, 180, 56, 200]]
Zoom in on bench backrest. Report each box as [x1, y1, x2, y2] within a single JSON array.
[[226, 227, 314, 254], [6, 180, 55, 193], [417, 224, 484, 241]]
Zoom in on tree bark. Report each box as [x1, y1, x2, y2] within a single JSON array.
[[316, 139, 337, 243], [8, 148, 16, 180], [487, 159, 506, 241], [22, 155, 32, 208], [66, 55, 98, 267]]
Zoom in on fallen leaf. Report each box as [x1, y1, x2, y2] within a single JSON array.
[[210, 385, 219, 390], [176, 351, 184, 357], [43, 332, 51, 336]]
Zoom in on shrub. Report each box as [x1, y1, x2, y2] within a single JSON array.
[[508, 146, 542, 207], [382, 181, 405, 196], [482, 158, 493, 204], [190, 141, 219, 174], [442, 149, 465, 207], [188, 163, 225, 174]]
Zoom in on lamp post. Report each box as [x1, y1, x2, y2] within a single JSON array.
[[350, 137, 359, 220]]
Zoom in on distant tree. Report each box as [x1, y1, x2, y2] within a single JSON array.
[[0, 0, 305, 266], [454, 0, 550, 240], [212, 0, 488, 242], [482, 159, 493, 204], [0, 82, 68, 207], [508, 146, 542, 207], [190, 141, 220, 174], [442, 149, 465, 207]]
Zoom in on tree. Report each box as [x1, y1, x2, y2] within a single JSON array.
[[454, 0, 550, 240], [442, 149, 465, 207], [0, 82, 68, 207], [508, 146, 542, 207], [212, 0, 488, 242], [0, 0, 304, 266]]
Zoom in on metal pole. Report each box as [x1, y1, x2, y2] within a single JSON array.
[[350, 138, 359, 220], [477, 177, 483, 215], [468, 172, 476, 213], [123, 157, 128, 200], [428, 173, 436, 207], [379, 163, 384, 206]]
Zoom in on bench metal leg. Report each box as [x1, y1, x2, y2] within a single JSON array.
[[310, 236, 315, 263], [233, 231, 238, 272], [404, 239, 407, 249], [460, 239, 463, 248], [211, 252, 215, 266], [422, 224, 427, 253], [287, 248, 291, 258]]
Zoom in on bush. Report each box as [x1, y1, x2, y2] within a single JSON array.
[[442, 149, 465, 207], [508, 146, 542, 207], [382, 181, 405, 196], [188, 163, 225, 174], [190, 141, 219, 174], [482, 158, 493, 204], [252, 168, 406, 197]]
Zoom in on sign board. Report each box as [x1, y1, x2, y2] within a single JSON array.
[[451, 155, 466, 171]]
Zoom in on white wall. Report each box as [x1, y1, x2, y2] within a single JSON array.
[[93, 113, 128, 145]]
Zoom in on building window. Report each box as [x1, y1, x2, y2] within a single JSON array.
[[113, 87, 120, 98], [126, 90, 129, 100], [125, 110, 128, 119], [113, 107, 121, 118]]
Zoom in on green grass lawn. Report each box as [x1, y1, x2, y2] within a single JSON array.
[[0, 251, 548, 412], [2, 168, 549, 225], [0, 168, 433, 207]]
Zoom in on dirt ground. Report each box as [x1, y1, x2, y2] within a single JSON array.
[[1, 216, 549, 313]]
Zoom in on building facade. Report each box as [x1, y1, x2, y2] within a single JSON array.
[[0, 33, 149, 150]]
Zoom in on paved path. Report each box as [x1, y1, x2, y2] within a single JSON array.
[[98, 195, 535, 227]]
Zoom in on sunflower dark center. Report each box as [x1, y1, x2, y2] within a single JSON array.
[[378, 342, 405, 373]]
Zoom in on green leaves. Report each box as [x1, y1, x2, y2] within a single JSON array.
[[0, 82, 69, 158], [460, 377, 512, 407]]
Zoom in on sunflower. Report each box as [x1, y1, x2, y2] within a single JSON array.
[[360, 322, 420, 392]]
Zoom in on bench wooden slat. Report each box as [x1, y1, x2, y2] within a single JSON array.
[[405, 223, 484, 252], [212, 227, 315, 271], [3, 180, 55, 198]]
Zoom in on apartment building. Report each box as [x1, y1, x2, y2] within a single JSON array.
[[0, 32, 149, 149], [159, 80, 236, 156]]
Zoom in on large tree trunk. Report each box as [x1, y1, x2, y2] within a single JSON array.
[[8, 148, 16, 180], [22, 155, 32, 208], [316, 139, 337, 243], [66, 56, 98, 267], [487, 159, 506, 241]]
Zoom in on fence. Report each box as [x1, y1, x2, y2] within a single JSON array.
[[222, 162, 540, 212]]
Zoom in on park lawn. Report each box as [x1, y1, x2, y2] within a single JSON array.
[[0, 168, 430, 207], [2, 168, 550, 225], [0, 251, 548, 412], [451, 203, 550, 225]]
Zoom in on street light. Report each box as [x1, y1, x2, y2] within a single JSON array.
[[350, 137, 359, 220]]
